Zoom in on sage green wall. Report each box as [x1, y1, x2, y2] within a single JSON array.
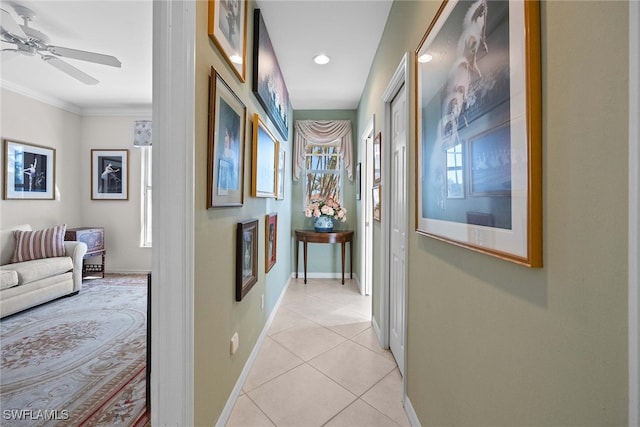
[[291, 110, 359, 279], [358, 1, 628, 425], [194, 1, 293, 424]]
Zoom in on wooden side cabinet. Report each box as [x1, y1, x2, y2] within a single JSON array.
[[65, 227, 106, 278]]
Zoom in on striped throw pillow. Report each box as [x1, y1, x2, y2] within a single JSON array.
[[11, 224, 67, 263]]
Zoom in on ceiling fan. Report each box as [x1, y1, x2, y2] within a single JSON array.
[[0, 4, 121, 85]]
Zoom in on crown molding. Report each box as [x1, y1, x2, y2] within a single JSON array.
[[1, 79, 82, 115], [0, 80, 151, 117]]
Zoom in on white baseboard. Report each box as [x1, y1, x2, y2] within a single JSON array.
[[404, 395, 422, 426], [372, 315, 383, 346], [215, 276, 292, 427], [293, 272, 352, 280]]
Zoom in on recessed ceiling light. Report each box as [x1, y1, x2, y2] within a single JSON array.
[[313, 54, 330, 65], [418, 53, 433, 63]]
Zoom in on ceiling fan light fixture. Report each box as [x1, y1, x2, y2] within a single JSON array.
[[313, 54, 330, 65]]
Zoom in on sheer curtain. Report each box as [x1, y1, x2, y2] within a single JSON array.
[[293, 120, 353, 180]]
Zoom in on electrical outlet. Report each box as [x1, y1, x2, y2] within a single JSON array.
[[261, 294, 264, 310], [230, 332, 239, 355]]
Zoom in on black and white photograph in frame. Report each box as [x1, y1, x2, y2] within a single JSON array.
[[91, 149, 129, 200], [3, 139, 55, 200]]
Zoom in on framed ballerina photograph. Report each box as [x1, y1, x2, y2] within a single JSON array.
[[415, 0, 542, 267], [3, 139, 55, 200], [91, 149, 129, 200]]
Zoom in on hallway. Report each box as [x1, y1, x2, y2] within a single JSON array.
[[226, 278, 410, 426]]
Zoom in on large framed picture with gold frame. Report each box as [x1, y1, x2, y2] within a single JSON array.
[[251, 114, 279, 198], [208, 0, 247, 82], [415, 0, 542, 267], [207, 67, 247, 208]]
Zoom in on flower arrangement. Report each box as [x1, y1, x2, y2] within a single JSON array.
[[304, 197, 347, 222]]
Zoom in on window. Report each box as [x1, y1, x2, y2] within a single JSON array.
[[446, 142, 464, 198], [141, 146, 152, 247], [304, 142, 343, 207]]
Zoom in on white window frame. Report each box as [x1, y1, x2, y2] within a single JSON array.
[[303, 142, 344, 209], [141, 146, 152, 247]]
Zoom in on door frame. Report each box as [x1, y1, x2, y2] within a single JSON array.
[[629, 2, 639, 425], [380, 52, 409, 369], [359, 116, 375, 296], [151, 1, 195, 425]]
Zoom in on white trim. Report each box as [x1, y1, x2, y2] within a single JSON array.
[[0, 79, 152, 117], [360, 116, 375, 296], [380, 52, 409, 349], [151, 1, 195, 426], [372, 314, 382, 343], [215, 277, 292, 427], [0, 79, 82, 114], [403, 395, 422, 427], [380, 50, 409, 405], [629, 2, 640, 426]]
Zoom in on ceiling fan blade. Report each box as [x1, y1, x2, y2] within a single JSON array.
[[43, 56, 99, 85], [46, 45, 121, 68], [1, 8, 27, 40]]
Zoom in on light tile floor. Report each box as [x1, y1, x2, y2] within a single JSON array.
[[226, 278, 410, 427]]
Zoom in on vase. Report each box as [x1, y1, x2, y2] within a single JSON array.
[[314, 215, 334, 232]]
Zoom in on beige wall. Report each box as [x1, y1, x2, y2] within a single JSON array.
[[358, 1, 628, 425], [194, 1, 293, 423], [0, 88, 151, 273], [0, 89, 83, 230], [80, 115, 152, 272]]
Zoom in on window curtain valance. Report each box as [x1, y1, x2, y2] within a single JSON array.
[[293, 120, 353, 181]]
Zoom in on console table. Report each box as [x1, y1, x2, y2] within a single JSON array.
[[64, 227, 105, 278], [294, 229, 354, 285]]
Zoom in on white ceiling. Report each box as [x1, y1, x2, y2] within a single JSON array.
[[0, 0, 392, 113]]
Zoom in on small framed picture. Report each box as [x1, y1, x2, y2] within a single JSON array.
[[3, 139, 55, 200], [208, 67, 247, 208], [265, 213, 277, 272], [91, 149, 128, 200], [236, 218, 258, 301], [373, 132, 382, 185], [373, 185, 381, 222], [252, 114, 278, 198]]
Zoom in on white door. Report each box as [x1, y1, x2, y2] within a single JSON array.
[[359, 120, 374, 296], [389, 84, 407, 375]]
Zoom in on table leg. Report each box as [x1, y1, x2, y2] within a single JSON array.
[[341, 242, 346, 285], [295, 239, 299, 279], [303, 241, 308, 284], [101, 252, 106, 278]]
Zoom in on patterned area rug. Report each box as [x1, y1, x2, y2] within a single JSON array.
[[0, 274, 149, 426]]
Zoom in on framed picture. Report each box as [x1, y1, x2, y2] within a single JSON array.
[[355, 162, 361, 201], [415, 0, 542, 267], [208, 0, 247, 82], [252, 114, 278, 198], [236, 218, 258, 301], [265, 213, 277, 272], [252, 8, 290, 140], [91, 149, 128, 200], [373, 132, 381, 185], [276, 146, 286, 200], [3, 139, 55, 200], [373, 185, 381, 222], [207, 67, 247, 208]]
